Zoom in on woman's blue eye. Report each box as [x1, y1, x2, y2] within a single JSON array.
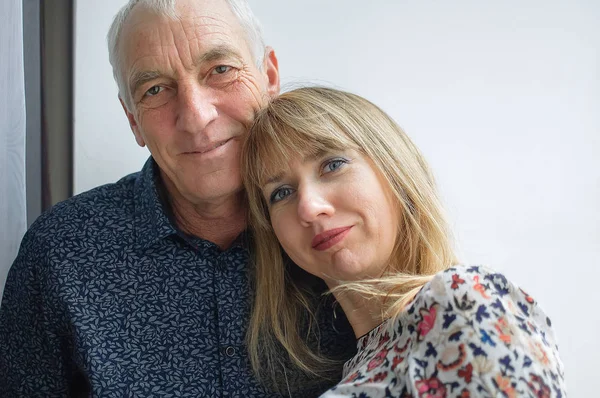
[[323, 158, 348, 174], [270, 187, 293, 204]]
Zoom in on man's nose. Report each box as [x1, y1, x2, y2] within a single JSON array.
[[297, 185, 334, 226], [175, 83, 218, 134]]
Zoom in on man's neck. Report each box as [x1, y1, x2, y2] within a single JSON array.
[[173, 195, 247, 250], [159, 173, 247, 250]]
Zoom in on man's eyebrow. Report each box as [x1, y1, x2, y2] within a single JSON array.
[[129, 70, 162, 97], [196, 45, 244, 65], [128, 46, 244, 97]]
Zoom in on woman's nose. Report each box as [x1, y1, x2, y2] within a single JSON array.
[[296, 185, 335, 226]]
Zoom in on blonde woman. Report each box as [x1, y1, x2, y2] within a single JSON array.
[[241, 87, 566, 397]]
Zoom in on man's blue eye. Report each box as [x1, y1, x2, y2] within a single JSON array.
[[213, 65, 231, 74], [323, 158, 347, 173], [146, 86, 162, 96], [270, 187, 293, 204]]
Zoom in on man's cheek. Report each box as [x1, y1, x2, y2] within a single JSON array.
[[237, 75, 267, 108]]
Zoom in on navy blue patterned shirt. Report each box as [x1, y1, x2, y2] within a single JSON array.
[[0, 158, 356, 397]]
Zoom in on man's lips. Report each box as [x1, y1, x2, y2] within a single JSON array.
[[311, 226, 353, 251], [182, 138, 232, 155]]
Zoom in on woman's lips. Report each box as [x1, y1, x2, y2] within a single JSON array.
[[311, 226, 353, 251]]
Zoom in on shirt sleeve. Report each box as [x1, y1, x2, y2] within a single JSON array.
[[409, 265, 566, 397], [0, 228, 76, 397]]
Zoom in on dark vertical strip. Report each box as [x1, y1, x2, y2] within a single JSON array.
[[40, 0, 75, 209], [39, 0, 51, 211], [66, 0, 74, 200], [23, 0, 42, 226]]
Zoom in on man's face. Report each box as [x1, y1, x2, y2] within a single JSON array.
[[120, 0, 279, 205]]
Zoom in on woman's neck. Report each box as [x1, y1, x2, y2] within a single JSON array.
[[330, 288, 386, 339]]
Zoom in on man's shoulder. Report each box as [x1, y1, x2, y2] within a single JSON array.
[[27, 171, 143, 242], [78, 171, 141, 202]]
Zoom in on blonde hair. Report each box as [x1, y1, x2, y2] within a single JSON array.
[[241, 86, 458, 387]]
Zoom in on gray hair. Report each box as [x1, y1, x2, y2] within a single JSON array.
[[107, 0, 266, 110]]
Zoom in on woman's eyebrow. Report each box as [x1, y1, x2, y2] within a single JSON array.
[[261, 149, 331, 187], [264, 174, 281, 186]]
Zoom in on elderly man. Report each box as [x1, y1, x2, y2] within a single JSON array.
[[0, 0, 355, 396]]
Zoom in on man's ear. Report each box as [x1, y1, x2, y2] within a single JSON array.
[[119, 97, 145, 148], [263, 46, 280, 97]]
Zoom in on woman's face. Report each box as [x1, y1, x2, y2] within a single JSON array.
[[261, 149, 400, 287]]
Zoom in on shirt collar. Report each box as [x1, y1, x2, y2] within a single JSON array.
[[133, 157, 178, 251], [132, 156, 252, 253]]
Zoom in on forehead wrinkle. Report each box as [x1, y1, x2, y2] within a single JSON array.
[[189, 11, 255, 63], [185, 11, 245, 39], [124, 24, 176, 89], [125, 11, 238, 71], [186, 15, 233, 37], [172, 15, 232, 64], [180, 11, 242, 52], [170, 18, 194, 70]]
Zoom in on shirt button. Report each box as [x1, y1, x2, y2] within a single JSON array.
[[225, 346, 236, 357]]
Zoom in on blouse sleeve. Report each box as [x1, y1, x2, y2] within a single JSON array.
[[409, 265, 566, 397]]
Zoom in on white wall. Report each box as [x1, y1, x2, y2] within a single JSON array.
[[75, 0, 599, 395], [1, 0, 26, 300]]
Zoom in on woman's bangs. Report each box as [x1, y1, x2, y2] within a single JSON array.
[[253, 121, 354, 186]]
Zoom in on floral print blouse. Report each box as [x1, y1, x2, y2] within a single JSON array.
[[320, 265, 566, 397]]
